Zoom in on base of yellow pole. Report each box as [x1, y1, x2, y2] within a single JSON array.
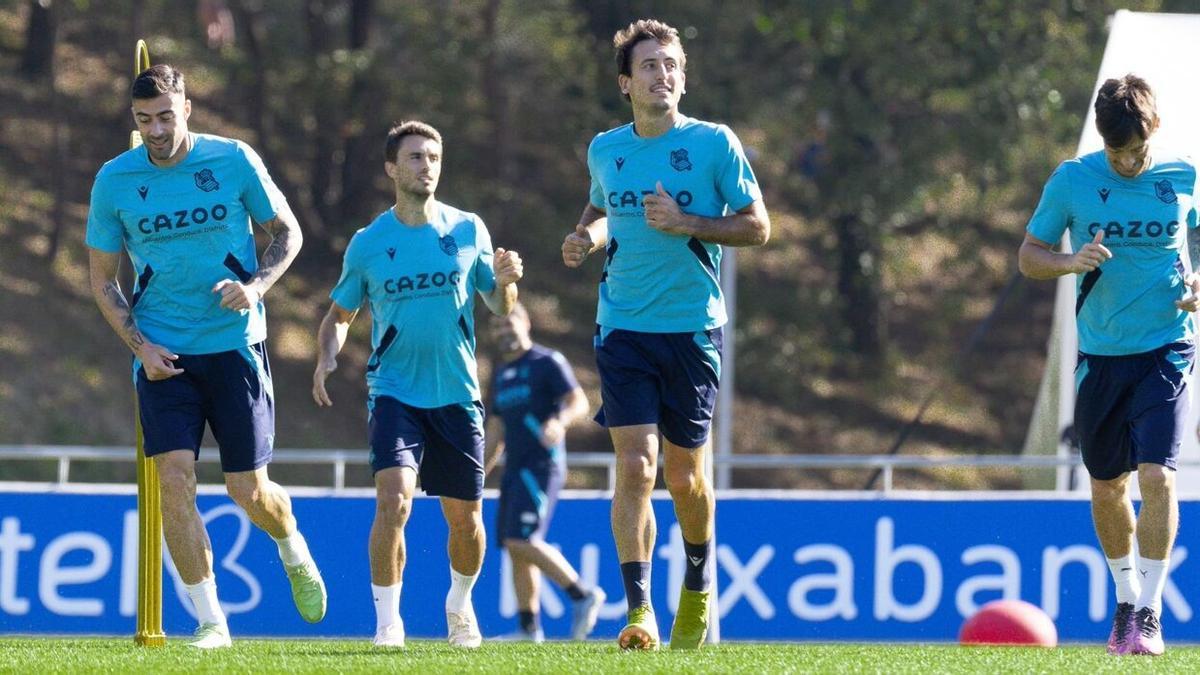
[[134, 632, 167, 647]]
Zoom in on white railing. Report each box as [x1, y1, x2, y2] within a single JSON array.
[[0, 444, 1107, 493]]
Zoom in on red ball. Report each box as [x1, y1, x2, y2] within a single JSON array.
[[959, 599, 1058, 647]]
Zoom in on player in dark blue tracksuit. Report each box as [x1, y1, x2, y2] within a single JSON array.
[[485, 303, 605, 641]]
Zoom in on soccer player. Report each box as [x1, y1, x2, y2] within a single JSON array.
[[560, 19, 770, 650], [484, 302, 606, 642], [86, 65, 326, 649], [312, 120, 523, 649], [1018, 74, 1197, 656]]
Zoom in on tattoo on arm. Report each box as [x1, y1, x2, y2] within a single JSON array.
[[251, 212, 303, 295], [101, 280, 146, 351], [260, 235, 289, 270]]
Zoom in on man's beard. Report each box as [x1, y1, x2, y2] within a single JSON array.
[[146, 137, 175, 160], [404, 181, 435, 197]]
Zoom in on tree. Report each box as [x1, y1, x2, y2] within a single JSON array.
[[734, 1, 1140, 373], [334, 0, 378, 227], [19, 0, 56, 80], [19, 0, 68, 263]]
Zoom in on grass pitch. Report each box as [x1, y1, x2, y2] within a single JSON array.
[[1, 638, 1198, 673]]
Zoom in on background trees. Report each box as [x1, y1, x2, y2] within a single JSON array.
[[1, 1, 1189, 486]]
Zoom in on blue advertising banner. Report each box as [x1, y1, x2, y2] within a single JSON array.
[[0, 491, 1194, 642]]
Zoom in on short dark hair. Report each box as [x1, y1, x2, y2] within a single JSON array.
[[131, 64, 185, 100], [613, 19, 686, 97], [385, 121, 443, 163], [1094, 74, 1157, 148]]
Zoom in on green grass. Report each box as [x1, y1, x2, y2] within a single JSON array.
[[1, 639, 1199, 674]]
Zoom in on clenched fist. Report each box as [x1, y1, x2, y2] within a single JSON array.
[[495, 247, 523, 286]]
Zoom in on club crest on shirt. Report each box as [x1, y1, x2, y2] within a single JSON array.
[[670, 148, 692, 172], [1155, 179, 1177, 204], [438, 234, 459, 256], [194, 168, 220, 192]]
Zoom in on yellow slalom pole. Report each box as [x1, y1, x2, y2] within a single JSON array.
[[129, 40, 150, 152], [131, 38, 166, 648]]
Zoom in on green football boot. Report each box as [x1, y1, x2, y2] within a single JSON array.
[[285, 559, 327, 623], [669, 587, 711, 649]]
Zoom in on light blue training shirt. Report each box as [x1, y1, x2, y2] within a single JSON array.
[[587, 115, 762, 332], [331, 203, 498, 408], [1027, 150, 1198, 355], [86, 133, 286, 354]]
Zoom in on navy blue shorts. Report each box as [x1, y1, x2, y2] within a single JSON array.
[[1074, 341, 1193, 480], [594, 326, 723, 449], [135, 342, 274, 473], [496, 463, 563, 543], [368, 396, 485, 501]]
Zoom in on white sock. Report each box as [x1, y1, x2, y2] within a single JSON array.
[[446, 568, 478, 614], [184, 577, 226, 627], [1107, 554, 1141, 605], [1136, 556, 1170, 614], [372, 582, 402, 630], [273, 531, 312, 567]]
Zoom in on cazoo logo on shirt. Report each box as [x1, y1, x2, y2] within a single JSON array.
[[606, 187, 694, 210], [1087, 219, 1182, 242], [136, 203, 229, 234], [382, 270, 462, 295]]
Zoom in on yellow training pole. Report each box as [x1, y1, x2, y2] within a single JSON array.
[[131, 39, 166, 648]]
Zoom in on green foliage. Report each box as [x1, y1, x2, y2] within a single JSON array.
[[728, 1, 1165, 375], [0, 1, 1187, 466]]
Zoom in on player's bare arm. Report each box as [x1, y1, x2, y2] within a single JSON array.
[[88, 248, 184, 381], [1018, 230, 1112, 280], [483, 248, 523, 316], [643, 182, 770, 246], [562, 203, 609, 267], [312, 302, 358, 407], [540, 386, 590, 448], [481, 404, 505, 475], [483, 437, 506, 476], [1178, 229, 1200, 312], [214, 205, 304, 311]]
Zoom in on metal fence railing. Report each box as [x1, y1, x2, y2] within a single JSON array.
[[0, 444, 1116, 493]]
